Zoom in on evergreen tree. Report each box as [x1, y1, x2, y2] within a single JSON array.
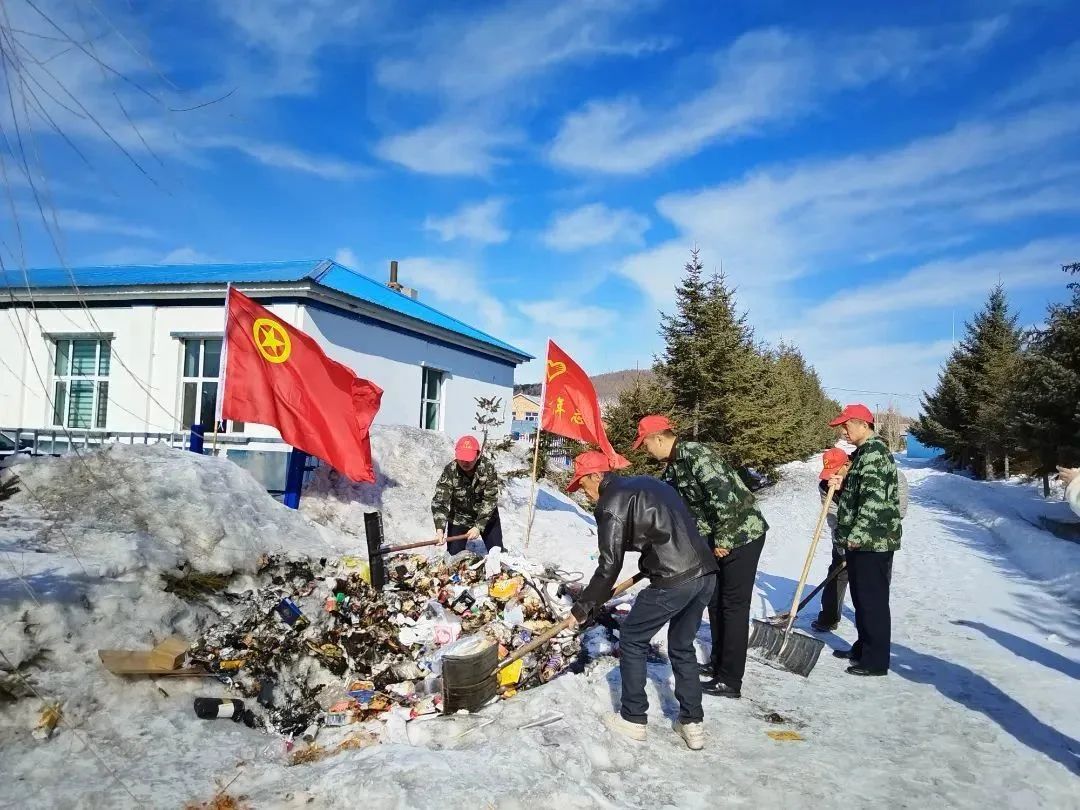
[[602, 378, 675, 476], [656, 249, 711, 438]]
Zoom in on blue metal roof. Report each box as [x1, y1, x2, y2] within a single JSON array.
[[4, 259, 532, 362]]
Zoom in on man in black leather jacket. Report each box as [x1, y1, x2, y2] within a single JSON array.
[[567, 451, 718, 750]]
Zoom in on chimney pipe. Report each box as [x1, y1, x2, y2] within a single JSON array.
[[389, 260, 399, 285]]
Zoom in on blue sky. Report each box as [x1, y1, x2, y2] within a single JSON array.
[[2, 0, 1079, 413]]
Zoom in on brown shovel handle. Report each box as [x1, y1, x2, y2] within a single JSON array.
[[378, 534, 469, 554], [497, 572, 644, 671]]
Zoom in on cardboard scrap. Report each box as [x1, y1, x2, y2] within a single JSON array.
[[99, 637, 207, 677]]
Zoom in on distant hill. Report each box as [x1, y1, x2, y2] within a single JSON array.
[[515, 368, 656, 405]]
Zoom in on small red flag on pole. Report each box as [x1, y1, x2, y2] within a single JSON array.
[[541, 340, 629, 468], [221, 288, 383, 483]]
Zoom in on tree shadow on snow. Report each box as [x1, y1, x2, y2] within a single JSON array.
[[889, 642, 1080, 774], [758, 567, 1080, 774], [950, 620, 1080, 681], [535, 488, 590, 517], [0, 567, 97, 605]]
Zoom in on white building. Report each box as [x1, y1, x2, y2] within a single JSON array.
[[0, 259, 529, 446]]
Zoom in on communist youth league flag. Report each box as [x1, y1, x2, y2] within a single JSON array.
[[541, 340, 629, 468], [221, 288, 383, 483]]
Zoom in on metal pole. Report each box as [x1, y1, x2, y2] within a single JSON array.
[[282, 448, 308, 510], [189, 424, 205, 455]]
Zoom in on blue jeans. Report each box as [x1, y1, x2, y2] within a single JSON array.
[[618, 575, 716, 725]]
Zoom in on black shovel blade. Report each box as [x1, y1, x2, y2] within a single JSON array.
[[748, 619, 825, 677]]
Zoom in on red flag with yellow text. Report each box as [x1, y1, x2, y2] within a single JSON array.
[[221, 288, 383, 482], [540, 340, 629, 468]]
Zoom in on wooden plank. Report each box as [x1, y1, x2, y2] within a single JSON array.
[[148, 637, 189, 670], [99, 637, 203, 677]]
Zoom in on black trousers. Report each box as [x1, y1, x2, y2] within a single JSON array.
[[708, 534, 765, 691], [447, 508, 504, 556], [619, 575, 716, 725], [847, 549, 894, 672], [816, 546, 849, 627]]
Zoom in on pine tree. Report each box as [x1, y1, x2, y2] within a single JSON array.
[[602, 378, 675, 476], [912, 285, 1023, 478], [657, 249, 711, 439]]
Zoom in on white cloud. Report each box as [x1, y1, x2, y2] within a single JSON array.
[[542, 204, 649, 251], [159, 247, 218, 265], [997, 40, 1080, 109], [334, 248, 359, 268], [550, 19, 1006, 174], [15, 207, 156, 240], [424, 199, 509, 244], [517, 300, 619, 332], [375, 0, 669, 102], [202, 137, 367, 180], [397, 257, 509, 336], [375, 123, 517, 177]]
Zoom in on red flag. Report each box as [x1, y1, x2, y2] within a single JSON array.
[[221, 288, 383, 482], [541, 340, 629, 468]]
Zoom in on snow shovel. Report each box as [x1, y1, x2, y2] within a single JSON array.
[[441, 572, 644, 712], [747, 482, 837, 677]]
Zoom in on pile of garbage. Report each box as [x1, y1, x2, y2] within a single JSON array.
[[186, 550, 584, 738]]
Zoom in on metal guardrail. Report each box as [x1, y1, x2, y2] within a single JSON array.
[[0, 427, 294, 458]]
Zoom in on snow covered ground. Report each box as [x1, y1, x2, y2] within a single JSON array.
[[0, 437, 1077, 809]]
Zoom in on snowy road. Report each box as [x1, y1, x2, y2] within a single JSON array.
[[2, 453, 1078, 809]]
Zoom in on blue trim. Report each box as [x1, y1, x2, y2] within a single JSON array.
[[2, 292, 521, 368], [2, 258, 532, 362]]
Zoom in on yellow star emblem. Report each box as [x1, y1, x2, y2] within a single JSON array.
[[252, 317, 292, 364]]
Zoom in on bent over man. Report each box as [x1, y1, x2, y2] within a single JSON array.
[[568, 451, 717, 750], [634, 415, 767, 700]]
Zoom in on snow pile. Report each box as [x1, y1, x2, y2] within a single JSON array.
[[4, 442, 336, 575], [904, 459, 1080, 604]]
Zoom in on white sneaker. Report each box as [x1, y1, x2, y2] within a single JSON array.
[[674, 720, 705, 751], [605, 714, 647, 742]]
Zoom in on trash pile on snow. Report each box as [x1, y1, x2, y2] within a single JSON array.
[[185, 548, 585, 741]]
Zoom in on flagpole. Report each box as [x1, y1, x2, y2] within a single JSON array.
[[523, 341, 550, 552], [212, 283, 232, 456]]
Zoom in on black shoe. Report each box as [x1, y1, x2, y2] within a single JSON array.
[[832, 648, 857, 660], [698, 663, 715, 677], [846, 665, 887, 677], [811, 619, 838, 633], [701, 679, 741, 699]]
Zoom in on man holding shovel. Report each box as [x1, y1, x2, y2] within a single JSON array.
[[813, 448, 909, 633], [634, 416, 768, 700], [431, 436, 504, 556], [827, 405, 903, 676], [566, 451, 718, 750]]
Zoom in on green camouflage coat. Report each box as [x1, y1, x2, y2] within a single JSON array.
[[835, 435, 902, 552], [431, 456, 499, 533], [661, 441, 769, 550]]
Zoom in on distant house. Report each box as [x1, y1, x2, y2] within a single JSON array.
[[512, 393, 541, 422], [0, 259, 531, 442]]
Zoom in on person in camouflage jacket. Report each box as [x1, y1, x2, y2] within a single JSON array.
[[634, 415, 767, 699], [431, 435, 504, 556], [827, 404, 902, 676]]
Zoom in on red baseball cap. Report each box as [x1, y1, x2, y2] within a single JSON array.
[[455, 435, 481, 462], [567, 450, 612, 493], [820, 447, 850, 480], [829, 404, 874, 427], [632, 414, 675, 450]]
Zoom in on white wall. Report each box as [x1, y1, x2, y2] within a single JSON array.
[[0, 300, 515, 441], [300, 305, 514, 439]]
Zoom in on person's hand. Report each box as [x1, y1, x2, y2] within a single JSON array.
[[466, 526, 482, 541], [434, 528, 446, 545], [1056, 466, 1080, 487], [828, 474, 844, 491], [847, 543, 858, 551], [567, 614, 580, 628], [714, 547, 730, 559]]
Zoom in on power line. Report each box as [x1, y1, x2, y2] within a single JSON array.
[[823, 386, 923, 401]]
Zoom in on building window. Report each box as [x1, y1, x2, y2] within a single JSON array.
[[420, 367, 444, 430], [524, 412, 538, 422], [52, 338, 110, 429], [180, 338, 243, 432]]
